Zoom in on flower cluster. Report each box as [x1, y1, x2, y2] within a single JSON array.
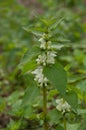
[[36, 51, 57, 66], [56, 98, 71, 114], [32, 33, 64, 87], [31, 66, 48, 87]]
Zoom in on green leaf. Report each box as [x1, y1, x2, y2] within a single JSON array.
[[18, 46, 40, 74], [78, 109, 86, 115], [22, 78, 40, 106], [48, 89, 58, 100], [48, 109, 62, 124], [23, 106, 34, 117], [20, 60, 37, 74], [21, 46, 40, 63], [65, 91, 78, 111], [50, 17, 64, 30], [41, 18, 57, 27], [67, 123, 80, 130], [23, 27, 46, 34], [22, 85, 40, 105], [68, 75, 86, 84], [7, 91, 20, 105], [9, 100, 23, 117], [78, 119, 86, 130], [76, 80, 86, 92], [44, 62, 67, 95], [21, 75, 40, 117], [7, 120, 21, 130], [56, 125, 65, 130]]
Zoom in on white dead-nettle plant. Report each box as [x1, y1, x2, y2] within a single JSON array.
[[31, 33, 64, 87]]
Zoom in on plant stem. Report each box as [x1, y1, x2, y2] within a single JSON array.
[[63, 115, 67, 130], [43, 86, 48, 130]]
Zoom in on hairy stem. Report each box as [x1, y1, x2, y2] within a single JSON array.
[[43, 86, 48, 130], [63, 115, 67, 130]]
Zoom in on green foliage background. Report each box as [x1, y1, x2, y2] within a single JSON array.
[[0, 0, 86, 130]]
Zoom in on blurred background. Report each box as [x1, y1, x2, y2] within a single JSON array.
[[0, 0, 86, 130]]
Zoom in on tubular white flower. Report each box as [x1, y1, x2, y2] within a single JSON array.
[[36, 54, 46, 66], [47, 41, 52, 49], [56, 98, 71, 114], [47, 51, 57, 64], [39, 37, 45, 43], [40, 42, 46, 49], [36, 51, 57, 66], [39, 38, 46, 50], [31, 66, 48, 87], [40, 40, 52, 50]]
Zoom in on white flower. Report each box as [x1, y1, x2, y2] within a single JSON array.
[[36, 51, 57, 66], [39, 38, 46, 49], [47, 51, 57, 64], [47, 41, 52, 49], [56, 98, 71, 114], [31, 66, 48, 87], [36, 54, 46, 66], [39, 37, 44, 43], [40, 40, 52, 50], [40, 42, 46, 49], [39, 34, 47, 50]]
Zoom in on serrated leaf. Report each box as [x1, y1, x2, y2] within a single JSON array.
[[50, 17, 64, 30], [30, 27, 46, 33], [44, 62, 67, 95], [23, 27, 46, 34], [41, 18, 57, 27]]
